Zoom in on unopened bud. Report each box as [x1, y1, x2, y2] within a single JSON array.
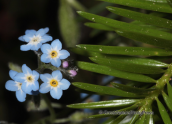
[[69, 70, 77, 77], [62, 61, 69, 68]]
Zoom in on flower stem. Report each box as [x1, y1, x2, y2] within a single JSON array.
[[41, 94, 56, 122]]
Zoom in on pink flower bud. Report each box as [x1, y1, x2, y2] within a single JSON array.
[[69, 70, 77, 77], [62, 61, 69, 68]]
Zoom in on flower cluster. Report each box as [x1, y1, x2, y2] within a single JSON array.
[[5, 27, 76, 102]]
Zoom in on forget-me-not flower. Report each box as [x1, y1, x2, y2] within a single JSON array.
[[5, 70, 26, 102], [14, 64, 39, 94], [39, 70, 70, 100], [19, 27, 52, 51], [41, 39, 70, 67]]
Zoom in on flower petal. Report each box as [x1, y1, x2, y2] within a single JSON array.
[[40, 73, 52, 83], [16, 90, 26, 102], [44, 27, 49, 33], [22, 64, 32, 74], [5, 80, 18, 91], [9, 70, 18, 80], [59, 79, 70, 90], [25, 29, 36, 35], [18, 36, 25, 42], [20, 44, 32, 51], [36, 28, 47, 36], [39, 83, 51, 93], [33, 70, 39, 81], [23, 34, 34, 42], [21, 83, 32, 94], [14, 73, 25, 83], [51, 58, 61, 67], [52, 70, 62, 81], [59, 50, 70, 59], [50, 88, 62, 100], [41, 44, 51, 54], [51, 39, 62, 50], [32, 81, 39, 91], [30, 42, 42, 51], [41, 35, 52, 43], [41, 54, 51, 63]]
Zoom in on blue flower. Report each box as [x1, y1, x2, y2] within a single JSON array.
[[19, 27, 52, 51], [41, 39, 70, 67], [5, 70, 26, 102], [39, 70, 70, 100], [14, 64, 39, 94]]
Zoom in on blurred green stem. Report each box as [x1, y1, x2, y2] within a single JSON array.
[[41, 94, 56, 122]]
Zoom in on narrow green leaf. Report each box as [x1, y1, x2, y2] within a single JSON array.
[[85, 22, 114, 31], [68, 99, 140, 109], [72, 82, 145, 97], [78, 61, 156, 83], [146, 0, 167, 3], [99, 56, 169, 67], [135, 115, 145, 124], [70, 48, 103, 57], [156, 98, 172, 124], [167, 81, 172, 99], [101, 0, 172, 13], [166, 0, 172, 7], [76, 44, 172, 56], [162, 91, 172, 112], [111, 82, 155, 94], [115, 30, 172, 49], [102, 116, 117, 124], [103, 115, 126, 124], [90, 57, 165, 74], [67, 0, 86, 11], [107, 6, 172, 29], [89, 104, 138, 119], [59, 0, 79, 47], [89, 2, 114, 14], [77, 11, 172, 48]]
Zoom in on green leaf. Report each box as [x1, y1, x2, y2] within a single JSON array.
[[99, 56, 168, 67], [89, 104, 138, 119], [101, 0, 172, 13], [77, 11, 172, 48], [115, 29, 172, 49], [111, 82, 155, 95], [102, 116, 117, 124], [59, 0, 79, 47], [8, 62, 22, 72], [76, 45, 172, 56], [107, 6, 172, 29], [146, 0, 167, 3], [67, 0, 86, 11], [90, 57, 165, 74], [135, 115, 145, 124], [88, 2, 113, 14], [166, 0, 172, 7], [69, 48, 103, 57], [162, 91, 172, 112], [72, 82, 145, 97], [156, 98, 172, 124], [104, 115, 126, 124], [78, 61, 156, 83], [85, 22, 115, 31], [167, 81, 172, 99], [68, 99, 140, 109]]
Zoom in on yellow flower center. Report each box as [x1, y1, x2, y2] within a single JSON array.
[[50, 79, 58, 87], [50, 51, 58, 58], [27, 76, 33, 82]]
